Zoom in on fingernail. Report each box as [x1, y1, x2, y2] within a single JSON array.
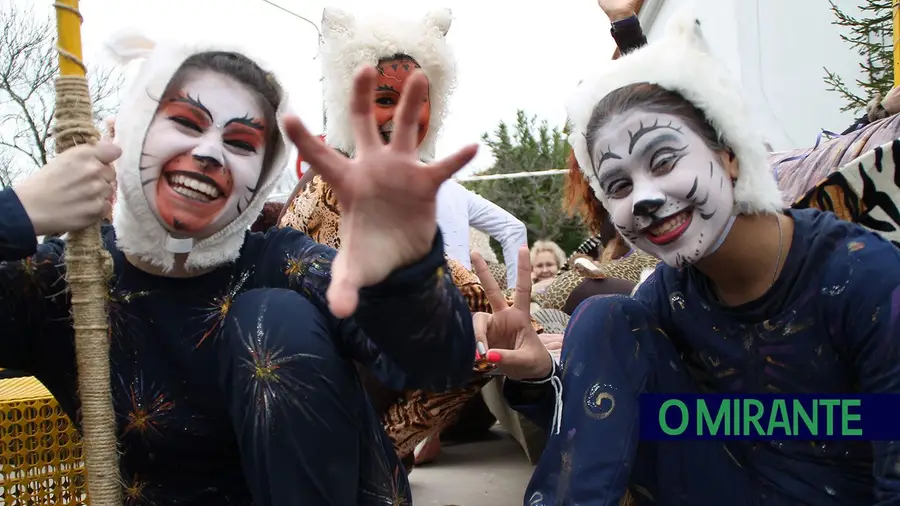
[[476, 341, 487, 356], [486, 351, 501, 363]]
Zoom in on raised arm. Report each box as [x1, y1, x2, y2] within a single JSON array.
[[0, 143, 117, 374], [601, 0, 647, 56], [465, 186, 527, 288]]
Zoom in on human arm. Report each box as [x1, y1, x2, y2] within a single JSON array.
[[831, 236, 900, 502], [256, 226, 476, 391], [841, 87, 900, 135], [465, 188, 527, 288], [0, 188, 70, 374], [601, 0, 647, 55]]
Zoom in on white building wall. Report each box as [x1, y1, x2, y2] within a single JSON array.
[[639, 0, 867, 151]]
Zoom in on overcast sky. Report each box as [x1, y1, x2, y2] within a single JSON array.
[[26, 0, 616, 176]]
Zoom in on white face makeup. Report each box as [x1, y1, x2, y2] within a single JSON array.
[[587, 111, 735, 267], [140, 69, 269, 238]]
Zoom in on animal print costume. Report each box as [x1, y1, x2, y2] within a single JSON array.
[[771, 115, 900, 247], [279, 174, 497, 465]]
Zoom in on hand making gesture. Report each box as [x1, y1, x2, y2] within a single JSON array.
[[281, 66, 478, 318], [471, 247, 554, 381]]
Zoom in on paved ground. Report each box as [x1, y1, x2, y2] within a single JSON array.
[[409, 428, 534, 506]]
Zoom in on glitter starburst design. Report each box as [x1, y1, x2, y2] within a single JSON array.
[[119, 373, 175, 439], [283, 246, 333, 299], [234, 299, 330, 434], [358, 423, 412, 505], [122, 474, 149, 505], [195, 269, 252, 348], [107, 288, 152, 351]]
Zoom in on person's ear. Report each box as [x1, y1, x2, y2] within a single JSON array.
[[717, 147, 739, 184], [103, 116, 117, 141]]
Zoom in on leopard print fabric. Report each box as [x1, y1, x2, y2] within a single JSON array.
[[535, 249, 660, 311], [278, 174, 492, 462]]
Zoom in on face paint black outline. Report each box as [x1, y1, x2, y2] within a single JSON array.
[[146, 91, 267, 218], [592, 123, 688, 199], [170, 93, 214, 122], [698, 162, 718, 220], [627, 119, 683, 155]]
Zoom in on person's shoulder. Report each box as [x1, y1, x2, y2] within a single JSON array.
[[633, 260, 680, 304], [244, 226, 334, 260], [793, 209, 900, 299]]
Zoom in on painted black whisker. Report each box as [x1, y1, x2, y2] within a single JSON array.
[[686, 176, 699, 199]]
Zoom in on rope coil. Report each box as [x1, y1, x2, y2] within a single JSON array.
[[53, 2, 122, 503]]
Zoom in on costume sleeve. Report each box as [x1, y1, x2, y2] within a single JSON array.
[[466, 190, 528, 288], [502, 361, 562, 434], [503, 269, 672, 432], [257, 227, 476, 391], [829, 237, 900, 503], [0, 188, 38, 261], [631, 265, 672, 322], [611, 15, 647, 56], [0, 188, 68, 374]]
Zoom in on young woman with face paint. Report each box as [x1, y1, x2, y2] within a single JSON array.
[[277, 8, 533, 472], [473, 12, 900, 506], [0, 34, 480, 505]]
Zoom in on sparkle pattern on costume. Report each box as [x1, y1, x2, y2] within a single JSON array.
[[511, 210, 900, 505], [234, 300, 328, 432], [120, 373, 175, 438], [122, 474, 149, 506], [195, 270, 252, 348], [359, 420, 412, 505], [108, 288, 152, 351], [0, 219, 473, 505]]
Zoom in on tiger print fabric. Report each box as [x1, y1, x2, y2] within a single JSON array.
[[278, 174, 492, 464], [771, 114, 900, 205], [792, 138, 900, 247]]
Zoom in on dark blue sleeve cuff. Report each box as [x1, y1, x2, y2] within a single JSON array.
[[611, 15, 647, 55], [0, 188, 38, 261]]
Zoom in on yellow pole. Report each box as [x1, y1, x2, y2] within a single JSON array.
[[894, 0, 899, 86], [53, 1, 121, 505], [56, 0, 85, 77]]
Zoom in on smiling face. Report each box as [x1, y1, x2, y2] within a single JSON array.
[[587, 110, 736, 267], [532, 251, 559, 281], [374, 56, 430, 145], [140, 69, 268, 238]]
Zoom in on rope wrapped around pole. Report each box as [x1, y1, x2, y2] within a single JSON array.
[[52, 1, 121, 504]]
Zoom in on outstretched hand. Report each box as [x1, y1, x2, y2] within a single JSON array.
[[471, 247, 554, 381], [282, 66, 478, 318]]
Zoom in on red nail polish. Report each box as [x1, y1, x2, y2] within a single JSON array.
[[486, 351, 501, 363]]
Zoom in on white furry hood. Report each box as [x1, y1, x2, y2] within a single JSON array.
[[105, 32, 291, 272], [319, 7, 456, 161], [566, 10, 782, 215]]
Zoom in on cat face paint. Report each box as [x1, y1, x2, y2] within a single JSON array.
[[140, 69, 268, 238], [374, 56, 431, 145], [588, 111, 735, 267]]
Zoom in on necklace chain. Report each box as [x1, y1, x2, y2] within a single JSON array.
[[772, 213, 784, 286]]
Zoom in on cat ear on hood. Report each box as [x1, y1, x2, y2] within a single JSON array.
[[104, 31, 157, 66], [423, 8, 452, 37], [321, 8, 356, 41]]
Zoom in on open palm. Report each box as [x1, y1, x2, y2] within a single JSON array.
[[282, 67, 478, 318]]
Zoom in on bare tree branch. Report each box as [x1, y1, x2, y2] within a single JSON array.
[[0, 3, 124, 188]]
